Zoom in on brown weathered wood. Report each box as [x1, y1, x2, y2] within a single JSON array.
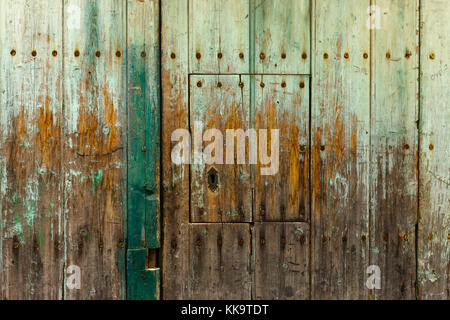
[[190, 75, 252, 223], [188, 223, 251, 299], [0, 0, 64, 299], [254, 0, 310, 74], [370, 0, 419, 299], [161, 0, 190, 299], [418, 0, 449, 300], [253, 222, 309, 299], [311, 0, 371, 299], [254, 75, 309, 222], [189, 0, 249, 74], [63, 0, 126, 299]]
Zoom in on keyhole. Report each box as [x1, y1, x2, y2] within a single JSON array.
[[207, 167, 219, 192]]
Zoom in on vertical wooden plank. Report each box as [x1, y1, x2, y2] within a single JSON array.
[[189, 0, 249, 74], [127, 0, 160, 300], [254, 75, 309, 222], [253, 222, 309, 299], [312, 0, 370, 299], [370, 0, 419, 299], [0, 0, 63, 299], [161, 0, 190, 299], [190, 75, 252, 223], [418, 0, 450, 300], [63, 0, 126, 299], [188, 223, 251, 299], [254, 0, 310, 74]]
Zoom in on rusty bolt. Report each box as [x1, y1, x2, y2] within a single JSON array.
[[197, 80, 202, 88], [217, 52, 223, 59], [239, 52, 244, 59], [323, 53, 328, 59], [299, 208, 305, 216], [300, 235, 306, 244], [115, 51, 121, 58], [259, 52, 265, 60], [260, 207, 265, 216], [10, 49, 16, 56], [281, 81, 286, 88], [239, 81, 244, 88], [429, 144, 434, 150], [141, 273, 146, 280], [260, 82, 265, 88], [403, 144, 410, 150], [299, 81, 305, 89], [170, 52, 176, 59], [322, 236, 327, 243], [217, 82, 222, 88], [344, 52, 349, 59], [301, 52, 307, 60], [386, 52, 391, 59], [320, 145, 325, 151], [403, 234, 409, 241], [78, 241, 84, 249], [196, 52, 201, 59], [361, 235, 366, 241], [13, 241, 20, 249], [238, 239, 244, 246], [52, 50, 58, 57], [55, 241, 61, 249], [171, 240, 177, 249], [260, 238, 265, 245], [74, 50, 80, 57], [281, 53, 286, 59], [429, 52, 435, 60], [217, 238, 222, 246], [363, 52, 368, 59], [119, 240, 125, 248], [32, 50, 37, 57], [95, 51, 101, 57], [142, 51, 147, 58], [281, 237, 286, 244], [195, 239, 201, 247], [405, 51, 411, 59], [34, 241, 40, 249]]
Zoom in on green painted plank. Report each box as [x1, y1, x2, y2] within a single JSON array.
[[127, 248, 160, 300], [418, 0, 450, 300], [161, 0, 190, 299], [63, 0, 126, 300], [254, 0, 310, 74], [370, 0, 419, 300], [127, 0, 160, 300], [311, 0, 371, 299], [189, 0, 249, 74], [0, 0, 64, 299]]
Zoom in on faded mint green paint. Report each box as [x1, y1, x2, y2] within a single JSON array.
[[126, 0, 161, 300]]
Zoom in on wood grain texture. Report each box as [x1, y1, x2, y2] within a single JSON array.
[[254, 75, 309, 222], [127, 0, 160, 300], [418, 0, 449, 300], [254, 0, 310, 74], [189, 0, 249, 74], [63, 0, 126, 299], [190, 75, 252, 223], [311, 0, 370, 299], [188, 223, 251, 299], [253, 222, 309, 299], [370, 0, 419, 300], [161, 0, 190, 299], [0, 0, 64, 299]]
